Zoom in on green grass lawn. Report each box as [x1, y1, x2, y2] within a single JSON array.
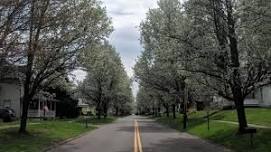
[[156, 108, 271, 152], [211, 108, 271, 126], [0, 117, 116, 152]]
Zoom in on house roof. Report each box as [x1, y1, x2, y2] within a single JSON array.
[[77, 98, 90, 107], [0, 59, 25, 84], [33, 91, 58, 102]]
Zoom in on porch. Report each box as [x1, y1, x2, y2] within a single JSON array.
[[28, 109, 56, 118], [28, 93, 57, 118]]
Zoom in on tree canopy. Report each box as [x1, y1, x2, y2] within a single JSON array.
[[135, 0, 271, 133], [79, 42, 134, 118], [1, 0, 113, 133]]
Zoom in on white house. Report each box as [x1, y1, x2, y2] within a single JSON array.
[[0, 69, 57, 118], [0, 80, 22, 117], [77, 98, 95, 115], [0, 81, 57, 118], [246, 85, 271, 107], [212, 86, 271, 108], [28, 91, 57, 118]]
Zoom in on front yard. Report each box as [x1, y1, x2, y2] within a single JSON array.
[[211, 108, 271, 126], [156, 108, 271, 152], [0, 117, 116, 152]]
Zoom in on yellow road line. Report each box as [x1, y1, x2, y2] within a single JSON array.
[[134, 120, 143, 152], [136, 121, 143, 152], [134, 120, 138, 152]]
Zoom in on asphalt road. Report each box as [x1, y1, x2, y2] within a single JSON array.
[[48, 116, 231, 152]]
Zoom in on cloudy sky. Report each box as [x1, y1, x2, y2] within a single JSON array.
[[102, 0, 158, 77], [73, 0, 158, 96]]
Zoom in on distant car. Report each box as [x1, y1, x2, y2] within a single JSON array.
[[0, 107, 16, 122]]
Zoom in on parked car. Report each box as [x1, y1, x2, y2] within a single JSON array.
[[0, 107, 16, 122]]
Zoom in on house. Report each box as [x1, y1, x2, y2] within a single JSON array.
[[212, 86, 271, 108], [0, 80, 57, 118], [28, 91, 57, 118], [245, 85, 271, 107], [0, 63, 57, 118], [0, 63, 24, 117], [212, 96, 234, 109], [0, 79, 22, 117], [77, 98, 95, 116]]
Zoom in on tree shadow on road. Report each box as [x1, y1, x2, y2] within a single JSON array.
[[116, 121, 177, 133]]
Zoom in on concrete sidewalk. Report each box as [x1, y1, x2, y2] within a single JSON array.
[[215, 120, 271, 129]]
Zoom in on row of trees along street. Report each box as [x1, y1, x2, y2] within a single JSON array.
[[134, 0, 271, 133], [0, 0, 133, 133], [78, 42, 134, 119]]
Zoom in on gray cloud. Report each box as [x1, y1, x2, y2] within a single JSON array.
[[112, 26, 140, 42], [73, 0, 158, 93], [105, 16, 150, 76], [101, 0, 158, 95]]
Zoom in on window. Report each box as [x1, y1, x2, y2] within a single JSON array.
[[51, 102, 55, 111], [247, 92, 255, 99], [3, 99, 11, 108], [0, 100, 3, 107], [29, 100, 39, 109]]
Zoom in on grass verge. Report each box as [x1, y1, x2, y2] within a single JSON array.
[[156, 108, 271, 152], [0, 117, 116, 152]]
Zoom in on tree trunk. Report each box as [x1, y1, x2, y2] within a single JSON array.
[[225, 0, 248, 133], [19, 48, 35, 134], [19, 95, 30, 133], [172, 104, 176, 119], [212, 0, 248, 133], [103, 113, 107, 119], [233, 91, 248, 133], [103, 103, 108, 119], [115, 107, 119, 116], [166, 105, 169, 117], [157, 106, 161, 117], [97, 111, 101, 119], [155, 107, 158, 117], [19, 0, 36, 133], [163, 103, 169, 117], [183, 87, 188, 130], [96, 106, 101, 119], [183, 112, 188, 130]]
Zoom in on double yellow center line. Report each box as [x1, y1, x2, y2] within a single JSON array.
[[134, 120, 143, 152]]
